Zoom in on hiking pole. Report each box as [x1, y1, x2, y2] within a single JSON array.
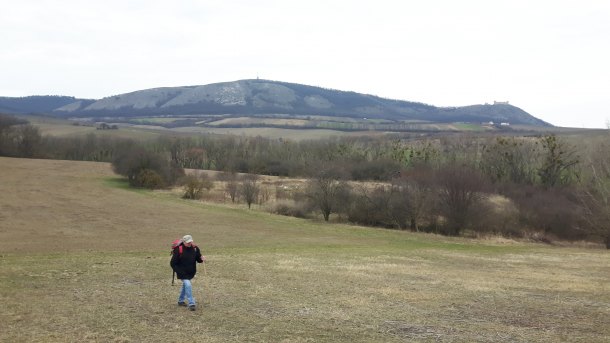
[[172, 271, 175, 286], [202, 262, 212, 306]]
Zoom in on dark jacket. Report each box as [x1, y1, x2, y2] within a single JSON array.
[[170, 244, 203, 280]]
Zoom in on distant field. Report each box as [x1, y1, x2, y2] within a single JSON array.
[[1, 157, 608, 342], [24, 115, 97, 136], [205, 116, 397, 127], [129, 117, 183, 124], [171, 126, 391, 140], [207, 117, 310, 127], [23, 115, 166, 140], [21, 115, 394, 140], [453, 123, 486, 131], [21, 113, 607, 142]]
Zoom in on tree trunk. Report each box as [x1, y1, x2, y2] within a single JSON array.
[[410, 218, 417, 232]]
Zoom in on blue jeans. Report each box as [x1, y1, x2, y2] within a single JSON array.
[[178, 279, 196, 306]]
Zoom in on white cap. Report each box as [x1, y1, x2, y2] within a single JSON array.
[[182, 235, 193, 243]]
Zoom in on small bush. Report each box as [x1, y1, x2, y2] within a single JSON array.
[[350, 159, 401, 181], [466, 195, 521, 237], [435, 165, 490, 236], [347, 190, 393, 228], [134, 169, 164, 189], [112, 145, 184, 187], [267, 199, 311, 218], [505, 185, 585, 241], [181, 173, 213, 200]]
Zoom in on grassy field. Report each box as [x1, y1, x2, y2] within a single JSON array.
[[22, 113, 608, 142], [24, 115, 166, 140], [171, 126, 391, 141], [23, 115, 385, 141], [24, 115, 97, 137], [0, 157, 609, 342]]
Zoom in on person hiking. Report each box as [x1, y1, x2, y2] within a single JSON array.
[[170, 234, 206, 311]]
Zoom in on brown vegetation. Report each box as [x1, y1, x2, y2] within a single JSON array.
[[1, 113, 609, 246]]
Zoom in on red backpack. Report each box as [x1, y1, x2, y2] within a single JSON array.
[[171, 238, 198, 256], [171, 239, 183, 285], [171, 238, 184, 256]]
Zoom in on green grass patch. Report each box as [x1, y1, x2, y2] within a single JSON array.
[[103, 176, 131, 189], [453, 123, 485, 131]]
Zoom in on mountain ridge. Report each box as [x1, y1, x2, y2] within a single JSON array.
[[1, 79, 551, 126]]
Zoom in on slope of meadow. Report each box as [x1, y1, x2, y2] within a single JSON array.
[[0, 157, 608, 342]]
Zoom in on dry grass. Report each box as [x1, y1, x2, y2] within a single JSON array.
[[25, 115, 97, 137], [170, 126, 392, 141], [1, 157, 609, 342], [24, 115, 170, 140], [207, 117, 310, 127]]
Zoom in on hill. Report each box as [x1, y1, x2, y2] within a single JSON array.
[[2, 80, 550, 126], [1, 157, 608, 342], [0, 95, 95, 114]]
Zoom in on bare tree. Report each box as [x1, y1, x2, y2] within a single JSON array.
[[0, 114, 27, 155], [578, 142, 610, 248], [354, 184, 402, 228], [480, 136, 537, 185], [219, 172, 239, 203], [240, 175, 260, 209], [16, 124, 42, 158], [537, 135, 579, 188], [305, 168, 349, 221], [392, 166, 436, 231], [436, 164, 489, 235]]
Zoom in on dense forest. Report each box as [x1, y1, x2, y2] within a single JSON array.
[[0, 96, 88, 114], [1, 113, 608, 247]]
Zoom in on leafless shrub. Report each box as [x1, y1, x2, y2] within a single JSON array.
[[258, 187, 271, 205], [219, 172, 239, 203], [266, 199, 311, 218], [505, 184, 585, 241], [240, 175, 260, 209], [392, 166, 437, 231], [181, 173, 213, 200], [347, 186, 397, 228], [435, 164, 490, 236], [577, 141, 610, 248], [471, 195, 521, 237], [304, 167, 350, 221]]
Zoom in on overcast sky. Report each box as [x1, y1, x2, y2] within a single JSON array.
[[1, 0, 609, 128]]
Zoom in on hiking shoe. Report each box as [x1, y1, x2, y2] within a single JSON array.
[[188, 304, 196, 311], [177, 301, 187, 307]]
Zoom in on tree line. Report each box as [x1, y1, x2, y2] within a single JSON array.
[[1, 113, 608, 247]]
